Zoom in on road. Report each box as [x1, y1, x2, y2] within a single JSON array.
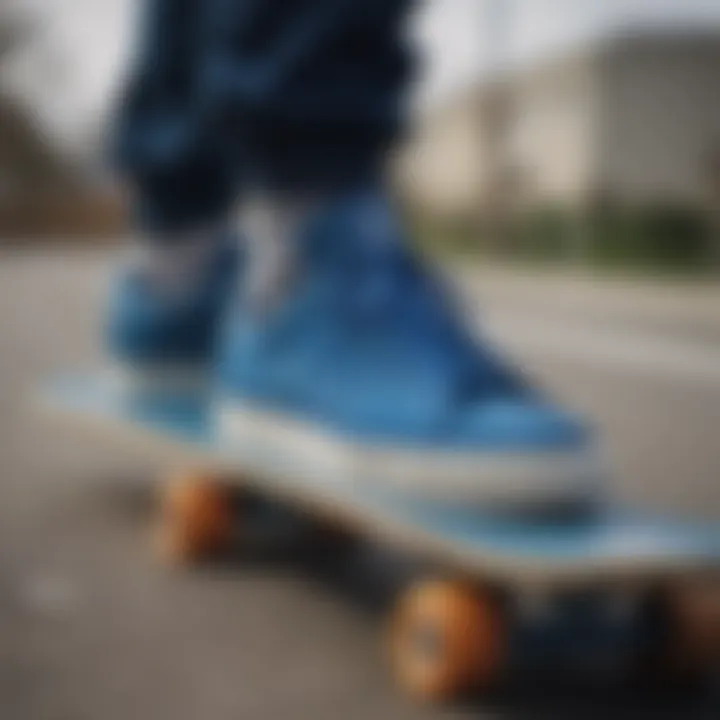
[[0, 248, 718, 719]]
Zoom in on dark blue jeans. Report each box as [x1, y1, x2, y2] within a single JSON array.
[[113, 0, 413, 233]]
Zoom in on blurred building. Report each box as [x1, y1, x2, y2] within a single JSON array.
[[0, 12, 123, 240], [0, 92, 124, 240], [399, 30, 720, 222], [0, 95, 71, 198]]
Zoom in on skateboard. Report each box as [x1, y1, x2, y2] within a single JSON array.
[[37, 373, 720, 702]]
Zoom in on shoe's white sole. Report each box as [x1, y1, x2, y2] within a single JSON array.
[[216, 401, 603, 509]]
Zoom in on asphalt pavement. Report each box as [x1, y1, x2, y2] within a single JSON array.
[[0, 247, 718, 719]]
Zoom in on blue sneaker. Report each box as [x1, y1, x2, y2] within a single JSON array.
[[216, 191, 602, 509], [106, 234, 239, 397]]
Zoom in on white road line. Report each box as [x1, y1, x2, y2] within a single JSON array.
[[483, 315, 720, 386]]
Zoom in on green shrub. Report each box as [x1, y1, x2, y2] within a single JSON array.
[[404, 201, 711, 273], [509, 206, 574, 262], [588, 204, 708, 270]]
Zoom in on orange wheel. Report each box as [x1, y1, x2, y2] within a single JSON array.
[[390, 579, 505, 702], [155, 472, 235, 564]]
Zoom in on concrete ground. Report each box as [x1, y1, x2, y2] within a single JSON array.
[[0, 247, 719, 719]]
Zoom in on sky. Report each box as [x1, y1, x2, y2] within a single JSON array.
[[2, 0, 720, 154], [413, 0, 720, 106]]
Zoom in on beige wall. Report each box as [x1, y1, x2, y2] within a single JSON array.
[[598, 36, 720, 206], [398, 33, 720, 216], [396, 55, 601, 214], [505, 53, 600, 206], [395, 99, 486, 216]]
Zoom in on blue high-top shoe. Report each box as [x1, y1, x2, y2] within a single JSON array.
[[216, 191, 602, 510], [106, 234, 239, 397]]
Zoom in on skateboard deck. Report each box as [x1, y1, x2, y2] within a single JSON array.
[[38, 372, 720, 589], [35, 371, 720, 700]]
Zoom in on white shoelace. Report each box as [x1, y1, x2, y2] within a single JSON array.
[[237, 193, 318, 312]]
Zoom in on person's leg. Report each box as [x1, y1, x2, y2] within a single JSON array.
[[107, 0, 240, 393], [213, 1, 601, 509], [202, 0, 413, 310], [201, 0, 413, 192], [113, 0, 237, 233]]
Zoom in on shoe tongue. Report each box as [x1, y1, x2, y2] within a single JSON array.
[[315, 189, 401, 255], [354, 192, 402, 249]]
